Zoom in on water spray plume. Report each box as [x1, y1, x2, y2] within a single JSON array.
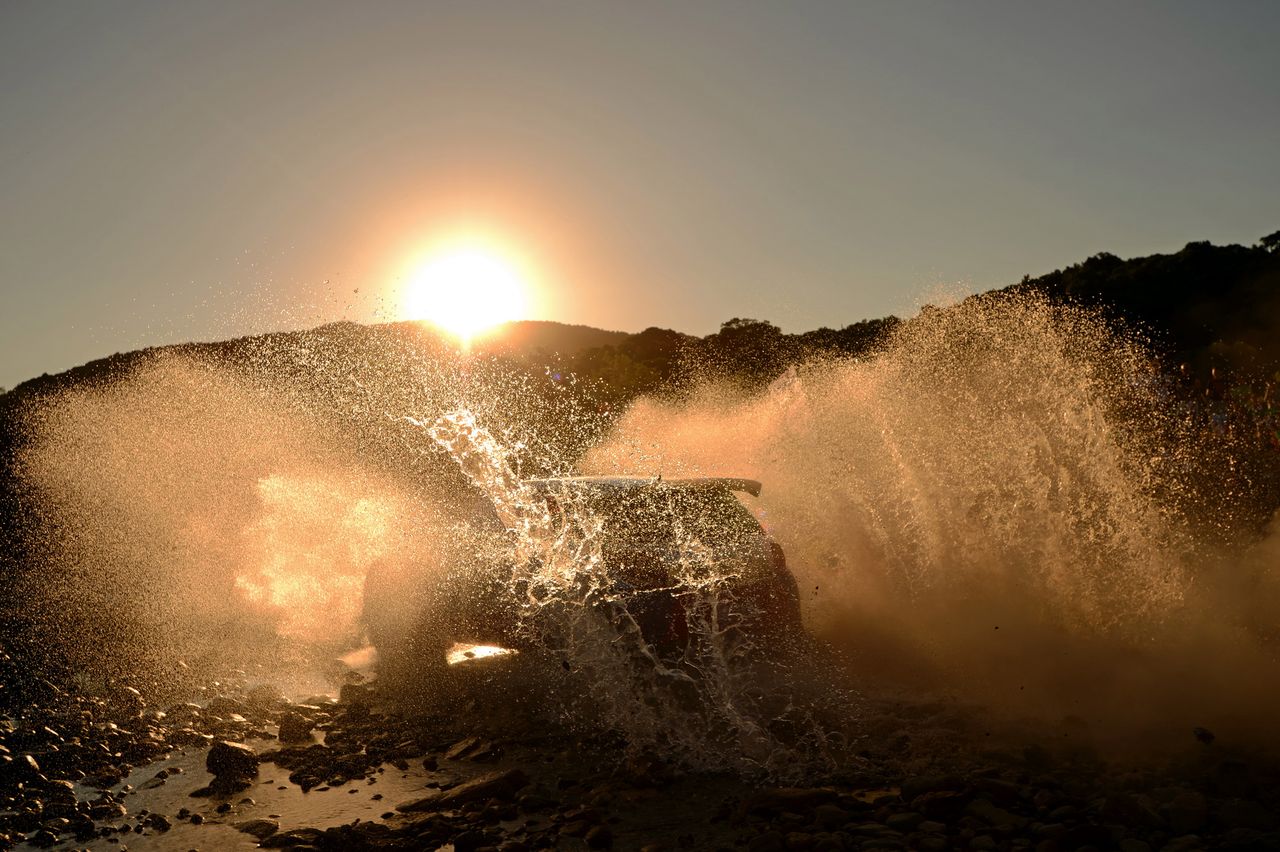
[[10, 293, 1280, 763], [585, 295, 1280, 745]]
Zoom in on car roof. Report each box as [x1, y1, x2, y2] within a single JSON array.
[[523, 476, 762, 498]]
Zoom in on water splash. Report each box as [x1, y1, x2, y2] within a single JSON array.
[[583, 295, 1280, 742], [11, 295, 1279, 754], [424, 408, 843, 778], [234, 473, 397, 643], [13, 356, 440, 679]]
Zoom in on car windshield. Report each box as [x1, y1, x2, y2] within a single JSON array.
[[529, 483, 766, 586], [586, 486, 762, 549]]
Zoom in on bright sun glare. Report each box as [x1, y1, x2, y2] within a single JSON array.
[[401, 243, 530, 342]]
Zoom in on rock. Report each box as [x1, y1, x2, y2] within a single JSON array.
[[966, 798, 1029, 830], [207, 740, 259, 780], [1168, 791, 1208, 834], [585, 824, 614, 848], [260, 827, 327, 848], [206, 696, 246, 716], [3, 753, 42, 782], [246, 684, 287, 712], [396, 768, 530, 812], [902, 775, 963, 801], [452, 829, 490, 852], [236, 818, 281, 839], [1102, 793, 1164, 829], [1058, 824, 1113, 850], [1162, 836, 1204, 852], [28, 828, 58, 848], [885, 812, 922, 831], [145, 813, 172, 831], [913, 790, 969, 821], [276, 712, 314, 743], [1216, 798, 1275, 831], [339, 682, 372, 706], [111, 685, 146, 714], [748, 830, 787, 852], [743, 788, 841, 816], [561, 818, 592, 838], [811, 803, 851, 830], [1047, 804, 1079, 822], [445, 736, 485, 760], [785, 831, 814, 849]]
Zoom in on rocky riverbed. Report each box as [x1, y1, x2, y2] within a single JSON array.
[[1, 642, 1278, 852]]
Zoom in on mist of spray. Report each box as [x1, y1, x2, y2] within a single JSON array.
[[582, 295, 1280, 746], [14, 355, 447, 685], [11, 295, 1280, 754]]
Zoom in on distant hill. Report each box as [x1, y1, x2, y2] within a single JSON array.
[[0, 319, 629, 406], [1007, 235, 1280, 378], [6, 231, 1277, 410], [471, 320, 631, 359], [1, 232, 1278, 700]]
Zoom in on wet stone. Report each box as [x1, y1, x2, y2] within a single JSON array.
[[28, 828, 58, 848], [260, 826, 327, 848], [1168, 791, 1208, 834], [1118, 840, 1152, 852], [277, 712, 314, 743], [445, 736, 484, 760], [743, 787, 842, 817], [747, 830, 787, 852], [397, 768, 530, 812], [206, 739, 259, 781], [885, 811, 923, 831], [236, 817, 280, 839], [966, 797, 1028, 830], [811, 803, 850, 830], [246, 684, 288, 712], [144, 813, 171, 831]]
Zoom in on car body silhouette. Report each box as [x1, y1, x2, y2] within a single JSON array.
[[362, 476, 803, 680]]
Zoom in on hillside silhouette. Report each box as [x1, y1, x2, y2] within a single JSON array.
[[4, 230, 1278, 407], [3, 232, 1279, 521], [1, 231, 1278, 702], [0, 231, 1274, 561]]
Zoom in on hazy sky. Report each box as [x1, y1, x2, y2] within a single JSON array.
[[3, 1, 1278, 389]]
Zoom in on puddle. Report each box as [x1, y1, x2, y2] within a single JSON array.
[[34, 744, 441, 851]]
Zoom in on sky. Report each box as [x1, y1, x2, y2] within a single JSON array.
[[2, 0, 1278, 390]]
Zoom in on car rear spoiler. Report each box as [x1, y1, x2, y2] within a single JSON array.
[[708, 478, 762, 497], [523, 476, 763, 497]]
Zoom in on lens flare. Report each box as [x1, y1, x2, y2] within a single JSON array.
[[400, 243, 530, 342]]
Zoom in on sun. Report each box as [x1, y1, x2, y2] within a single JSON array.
[[400, 241, 530, 343]]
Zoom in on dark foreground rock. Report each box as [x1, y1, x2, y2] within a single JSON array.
[[206, 739, 259, 780], [1, 654, 1279, 852], [276, 710, 315, 743], [396, 767, 530, 812]]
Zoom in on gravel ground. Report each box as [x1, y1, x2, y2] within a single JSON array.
[[1, 643, 1278, 852]]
